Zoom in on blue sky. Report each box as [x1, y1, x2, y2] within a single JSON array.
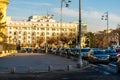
[[7, 0, 120, 32]]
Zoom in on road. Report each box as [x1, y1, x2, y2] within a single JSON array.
[[0, 53, 120, 80]]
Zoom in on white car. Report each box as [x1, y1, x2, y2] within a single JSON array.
[[52, 48, 57, 54]]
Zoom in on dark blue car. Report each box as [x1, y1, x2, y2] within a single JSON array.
[[88, 50, 110, 64], [104, 49, 118, 62]]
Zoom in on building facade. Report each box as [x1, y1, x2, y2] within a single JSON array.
[[0, 0, 9, 22], [6, 15, 87, 48], [0, 0, 9, 51]]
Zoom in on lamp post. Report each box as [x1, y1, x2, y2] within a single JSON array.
[[101, 11, 109, 48], [60, 0, 83, 67], [77, 0, 83, 68], [60, 0, 71, 47]]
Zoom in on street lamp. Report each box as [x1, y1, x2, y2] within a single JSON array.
[[77, 0, 83, 68], [60, 0, 83, 68], [60, 0, 71, 46], [101, 11, 109, 48]]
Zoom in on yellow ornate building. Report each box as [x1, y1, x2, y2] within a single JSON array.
[[0, 0, 9, 22], [0, 0, 9, 51]]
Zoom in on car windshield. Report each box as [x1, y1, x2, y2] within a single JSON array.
[[81, 49, 90, 52], [116, 49, 120, 53], [61, 48, 64, 50], [94, 51, 105, 54], [65, 49, 69, 51], [71, 48, 77, 52], [53, 48, 56, 50], [105, 50, 116, 53]]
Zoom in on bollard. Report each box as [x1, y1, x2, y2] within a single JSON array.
[[11, 67, 16, 74], [48, 65, 53, 72], [67, 65, 72, 71], [77, 63, 83, 68], [28, 67, 32, 73], [84, 60, 87, 66], [86, 61, 89, 66]]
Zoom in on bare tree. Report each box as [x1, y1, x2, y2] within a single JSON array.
[[47, 37, 58, 47]]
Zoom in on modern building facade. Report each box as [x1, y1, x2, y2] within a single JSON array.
[[6, 15, 87, 48]]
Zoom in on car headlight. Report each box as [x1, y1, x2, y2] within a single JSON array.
[[117, 54, 120, 57], [107, 55, 110, 58], [94, 56, 97, 59]]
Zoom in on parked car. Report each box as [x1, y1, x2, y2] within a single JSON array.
[[59, 48, 65, 56], [40, 47, 45, 53], [47, 47, 52, 53], [51, 48, 57, 54], [25, 48, 32, 53], [32, 49, 38, 53], [88, 50, 109, 64], [81, 48, 91, 59], [115, 48, 120, 58], [70, 48, 78, 57], [104, 49, 118, 62], [55, 48, 61, 55], [117, 57, 120, 73], [60, 48, 68, 57], [20, 48, 26, 53], [90, 48, 100, 50]]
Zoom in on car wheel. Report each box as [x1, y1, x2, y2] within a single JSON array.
[[117, 64, 120, 73]]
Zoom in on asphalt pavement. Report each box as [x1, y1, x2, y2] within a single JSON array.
[[0, 53, 82, 73], [0, 53, 120, 80]]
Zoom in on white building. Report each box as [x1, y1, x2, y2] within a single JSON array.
[[6, 15, 87, 48]]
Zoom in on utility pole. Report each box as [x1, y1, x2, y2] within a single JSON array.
[[77, 0, 83, 68]]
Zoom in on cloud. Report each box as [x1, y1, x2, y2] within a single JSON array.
[[54, 8, 78, 17], [54, 8, 102, 20], [10, 16, 27, 21], [8, 1, 53, 18], [13, 1, 52, 7], [82, 10, 120, 32], [82, 10, 102, 20], [110, 13, 120, 23], [62, 8, 78, 17], [87, 25, 105, 32], [54, 8, 120, 32], [26, 2, 52, 6]]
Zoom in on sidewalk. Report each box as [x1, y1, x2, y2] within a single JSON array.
[[0, 65, 119, 80]]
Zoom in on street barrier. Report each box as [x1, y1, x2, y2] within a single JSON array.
[[48, 65, 53, 72], [11, 67, 16, 74], [28, 67, 33, 73], [67, 65, 72, 71]]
